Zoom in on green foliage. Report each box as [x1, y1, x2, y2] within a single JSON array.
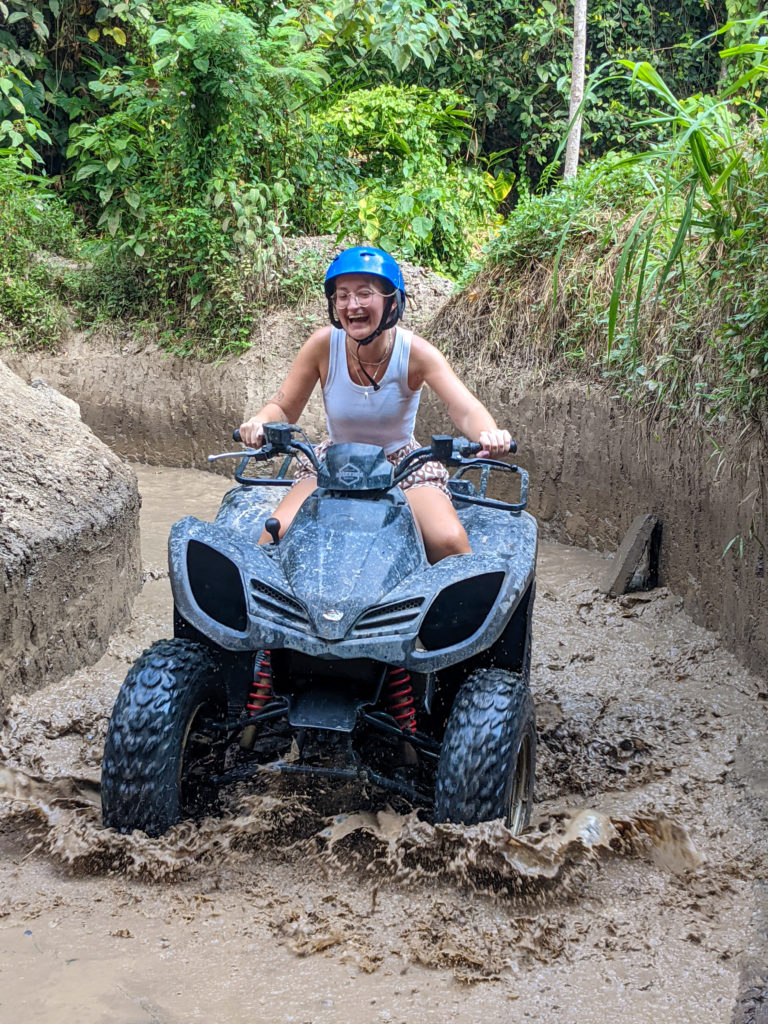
[[58, 1, 328, 351], [407, 0, 726, 188], [576, 14, 768, 418], [471, 18, 768, 425], [274, 0, 468, 79], [601, 56, 767, 349], [0, 0, 153, 165], [266, 245, 329, 307], [0, 0, 745, 360], [0, 156, 78, 347], [0, 62, 52, 166], [294, 85, 503, 273], [485, 153, 655, 263]]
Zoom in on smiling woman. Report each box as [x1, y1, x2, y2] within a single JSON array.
[[238, 246, 513, 564]]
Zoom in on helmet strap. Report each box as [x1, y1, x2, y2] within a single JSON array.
[[327, 297, 343, 329], [351, 329, 395, 392], [352, 295, 400, 346], [356, 353, 382, 391]]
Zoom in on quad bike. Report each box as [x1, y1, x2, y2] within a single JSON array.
[[101, 424, 538, 837]]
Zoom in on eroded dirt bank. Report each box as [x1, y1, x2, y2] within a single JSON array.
[[0, 361, 141, 718], [0, 465, 766, 1023], [9, 305, 766, 677], [418, 380, 767, 679]]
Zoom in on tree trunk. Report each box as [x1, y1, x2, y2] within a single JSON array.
[[564, 0, 588, 180]]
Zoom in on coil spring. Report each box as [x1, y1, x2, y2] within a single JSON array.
[[246, 649, 273, 712], [386, 666, 417, 734]]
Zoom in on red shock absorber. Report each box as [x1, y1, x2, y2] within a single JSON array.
[[246, 649, 273, 713], [386, 667, 417, 734]]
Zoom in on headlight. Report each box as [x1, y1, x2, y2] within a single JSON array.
[[418, 572, 504, 651], [186, 540, 247, 632]]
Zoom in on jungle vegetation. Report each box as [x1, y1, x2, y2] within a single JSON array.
[[1, 0, 766, 431]]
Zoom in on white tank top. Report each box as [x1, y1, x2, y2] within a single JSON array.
[[323, 327, 422, 454]]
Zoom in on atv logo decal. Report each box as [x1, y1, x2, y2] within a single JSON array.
[[322, 609, 344, 621], [338, 461, 363, 487]]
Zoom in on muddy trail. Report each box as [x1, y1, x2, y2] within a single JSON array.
[[1, 465, 766, 1024]]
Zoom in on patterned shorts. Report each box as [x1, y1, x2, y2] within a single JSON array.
[[292, 437, 451, 499]]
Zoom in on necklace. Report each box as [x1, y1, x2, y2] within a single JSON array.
[[347, 330, 394, 398], [346, 330, 393, 366]]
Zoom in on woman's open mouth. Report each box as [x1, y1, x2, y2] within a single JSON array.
[[345, 312, 371, 329]]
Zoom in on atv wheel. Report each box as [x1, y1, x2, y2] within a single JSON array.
[[433, 668, 536, 834], [101, 638, 227, 836]]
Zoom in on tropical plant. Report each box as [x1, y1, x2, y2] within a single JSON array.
[[444, 15, 768, 426], [275, 0, 469, 82], [0, 155, 78, 347], [59, 1, 330, 350], [595, 13, 768, 365], [0, 0, 152, 167], [294, 84, 508, 272], [406, 0, 726, 189]]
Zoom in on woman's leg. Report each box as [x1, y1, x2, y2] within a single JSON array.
[[405, 485, 471, 563], [258, 477, 317, 544]]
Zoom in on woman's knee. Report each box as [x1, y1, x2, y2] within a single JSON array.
[[419, 510, 471, 560], [258, 478, 314, 543], [433, 520, 470, 557]]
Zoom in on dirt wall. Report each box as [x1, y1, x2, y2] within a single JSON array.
[[0, 361, 141, 718], [421, 383, 767, 676], [7, 303, 766, 676]]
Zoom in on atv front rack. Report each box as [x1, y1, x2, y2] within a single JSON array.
[[448, 460, 529, 513]]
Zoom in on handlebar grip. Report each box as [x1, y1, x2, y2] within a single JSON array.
[[233, 429, 241, 443], [510, 441, 518, 454]]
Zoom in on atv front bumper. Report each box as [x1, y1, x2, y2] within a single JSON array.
[[169, 509, 537, 674]]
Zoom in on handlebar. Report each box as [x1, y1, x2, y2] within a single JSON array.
[[233, 426, 516, 459], [217, 424, 526, 509], [220, 424, 520, 484]]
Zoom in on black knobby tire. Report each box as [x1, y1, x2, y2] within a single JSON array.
[[433, 667, 536, 834], [101, 638, 227, 837]]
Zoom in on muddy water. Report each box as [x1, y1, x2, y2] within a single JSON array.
[[1, 465, 766, 1023]]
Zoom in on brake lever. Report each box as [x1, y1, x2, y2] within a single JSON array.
[[468, 456, 517, 471], [208, 444, 277, 463], [208, 450, 254, 462]]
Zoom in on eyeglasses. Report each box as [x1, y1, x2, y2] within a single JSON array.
[[333, 288, 394, 309]]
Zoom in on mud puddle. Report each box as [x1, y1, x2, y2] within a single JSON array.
[[1, 464, 767, 1023]]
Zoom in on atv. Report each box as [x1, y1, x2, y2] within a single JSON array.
[[101, 424, 538, 837]]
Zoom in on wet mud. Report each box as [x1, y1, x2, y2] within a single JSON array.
[[1, 465, 767, 1023]]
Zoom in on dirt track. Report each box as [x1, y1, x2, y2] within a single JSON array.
[[1, 465, 766, 1023]]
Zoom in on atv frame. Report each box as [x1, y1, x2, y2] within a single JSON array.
[[101, 425, 538, 837]]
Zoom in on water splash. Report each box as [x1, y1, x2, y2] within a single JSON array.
[[0, 763, 702, 891]]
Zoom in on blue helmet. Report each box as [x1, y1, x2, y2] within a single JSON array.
[[324, 247, 406, 342]]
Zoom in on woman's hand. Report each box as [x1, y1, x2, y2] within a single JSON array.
[[478, 429, 512, 459], [238, 417, 265, 448]]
